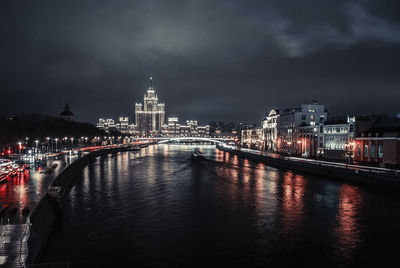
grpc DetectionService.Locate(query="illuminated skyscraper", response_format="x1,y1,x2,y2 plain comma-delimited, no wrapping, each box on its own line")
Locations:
135,77,165,136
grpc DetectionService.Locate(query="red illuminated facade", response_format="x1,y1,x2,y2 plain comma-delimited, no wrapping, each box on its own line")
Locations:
352,118,400,167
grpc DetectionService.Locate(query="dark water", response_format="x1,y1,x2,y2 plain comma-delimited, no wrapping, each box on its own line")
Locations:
42,145,400,267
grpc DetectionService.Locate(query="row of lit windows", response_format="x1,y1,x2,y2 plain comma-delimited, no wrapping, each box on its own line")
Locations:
325,137,348,141
324,124,353,134
326,144,346,150
356,144,383,158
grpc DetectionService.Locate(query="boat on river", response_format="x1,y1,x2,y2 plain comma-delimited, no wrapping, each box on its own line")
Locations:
191,148,205,161
41,163,59,175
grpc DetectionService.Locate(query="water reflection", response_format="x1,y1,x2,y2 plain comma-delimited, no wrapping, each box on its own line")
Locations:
280,172,306,234
335,184,362,261
41,145,400,267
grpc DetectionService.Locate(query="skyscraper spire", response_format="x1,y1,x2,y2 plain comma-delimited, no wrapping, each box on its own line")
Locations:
150,76,153,89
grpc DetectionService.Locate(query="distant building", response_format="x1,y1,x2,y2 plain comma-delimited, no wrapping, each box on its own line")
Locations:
60,103,74,121
209,121,238,138
96,77,209,137
262,109,280,152
322,116,355,160
277,102,326,157
165,117,180,136
241,127,264,149
96,78,209,137
135,77,165,136
353,115,400,167
97,118,116,133
162,117,210,137
117,117,129,133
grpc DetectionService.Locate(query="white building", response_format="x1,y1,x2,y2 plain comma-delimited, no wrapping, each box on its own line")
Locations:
277,102,326,156
135,77,166,136
262,109,280,152
322,116,355,160
162,117,209,137
97,118,117,133
117,117,129,133
97,78,209,138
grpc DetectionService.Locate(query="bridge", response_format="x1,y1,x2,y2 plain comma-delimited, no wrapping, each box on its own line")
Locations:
131,137,234,144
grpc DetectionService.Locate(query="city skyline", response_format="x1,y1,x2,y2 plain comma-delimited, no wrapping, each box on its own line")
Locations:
2,1,400,267
96,77,210,137
1,1,400,123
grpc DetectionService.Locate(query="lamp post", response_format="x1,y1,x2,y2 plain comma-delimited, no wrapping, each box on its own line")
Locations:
46,137,50,152
345,142,354,168
297,140,302,156
18,142,22,154
55,138,58,152
35,140,39,153
71,137,74,149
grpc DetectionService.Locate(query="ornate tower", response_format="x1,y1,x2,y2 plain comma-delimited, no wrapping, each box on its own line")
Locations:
135,77,165,136
60,102,74,121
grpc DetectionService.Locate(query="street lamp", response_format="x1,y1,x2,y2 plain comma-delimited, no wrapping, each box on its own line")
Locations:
345,142,354,168
297,140,302,156
71,137,74,149
35,140,39,153
46,137,50,152
55,138,58,152
18,142,22,154
287,141,292,156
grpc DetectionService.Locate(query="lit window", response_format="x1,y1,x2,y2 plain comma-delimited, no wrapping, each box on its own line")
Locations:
363,145,368,158
371,144,376,158
357,144,361,157
378,144,383,158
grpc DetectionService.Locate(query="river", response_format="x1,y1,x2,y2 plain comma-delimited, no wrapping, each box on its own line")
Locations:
41,144,400,267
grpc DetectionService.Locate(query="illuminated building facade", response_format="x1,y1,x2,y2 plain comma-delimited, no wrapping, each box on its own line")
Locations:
96,77,209,137
322,116,355,160
353,116,400,166
162,117,210,137
241,127,264,149
97,118,116,133
135,77,165,136
262,109,280,152
277,102,326,157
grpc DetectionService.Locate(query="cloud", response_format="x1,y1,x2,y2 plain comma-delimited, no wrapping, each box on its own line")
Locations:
264,1,400,57
1,0,400,123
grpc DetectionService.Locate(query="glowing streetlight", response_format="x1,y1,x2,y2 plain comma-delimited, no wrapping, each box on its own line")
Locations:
18,142,22,154
55,138,58,152
46,137,50,152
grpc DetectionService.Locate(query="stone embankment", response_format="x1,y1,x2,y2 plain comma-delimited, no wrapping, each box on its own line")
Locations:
25,145,140,265
216,144,400,189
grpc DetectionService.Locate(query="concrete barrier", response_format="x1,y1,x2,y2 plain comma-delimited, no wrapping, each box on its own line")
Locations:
25,145,136,265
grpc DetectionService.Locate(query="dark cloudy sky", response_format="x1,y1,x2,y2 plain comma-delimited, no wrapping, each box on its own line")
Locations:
1,0,400,124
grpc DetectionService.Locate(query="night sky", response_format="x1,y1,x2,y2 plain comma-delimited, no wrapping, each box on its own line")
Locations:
1,0,400,124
